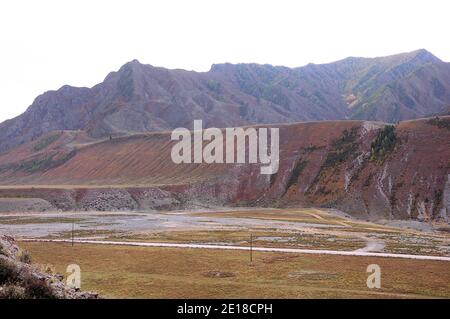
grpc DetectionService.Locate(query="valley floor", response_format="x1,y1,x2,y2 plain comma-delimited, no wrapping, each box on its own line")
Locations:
19,242,450,298
1,207,449,298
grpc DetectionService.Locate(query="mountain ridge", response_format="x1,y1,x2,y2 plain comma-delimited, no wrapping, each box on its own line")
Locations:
1,49,450,153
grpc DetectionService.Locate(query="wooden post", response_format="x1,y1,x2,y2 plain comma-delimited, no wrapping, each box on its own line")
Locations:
250,233,253,263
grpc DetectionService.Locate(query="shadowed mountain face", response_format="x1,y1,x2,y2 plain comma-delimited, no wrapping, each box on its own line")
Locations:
1,49,450,152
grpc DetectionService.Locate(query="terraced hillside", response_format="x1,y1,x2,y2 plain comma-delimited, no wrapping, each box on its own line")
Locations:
0,117,448,222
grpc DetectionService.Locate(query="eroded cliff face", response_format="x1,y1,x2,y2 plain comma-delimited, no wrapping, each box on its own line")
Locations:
0,118,449,222
440,174,450,222
173,118,450,222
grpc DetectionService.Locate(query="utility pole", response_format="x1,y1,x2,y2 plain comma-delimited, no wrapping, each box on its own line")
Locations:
250,233,253,263
72,223,74,247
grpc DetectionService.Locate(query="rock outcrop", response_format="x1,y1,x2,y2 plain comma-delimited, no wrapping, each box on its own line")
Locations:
0,235,98,299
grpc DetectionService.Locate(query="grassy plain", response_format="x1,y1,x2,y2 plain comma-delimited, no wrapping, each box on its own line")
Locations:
20,242,450,299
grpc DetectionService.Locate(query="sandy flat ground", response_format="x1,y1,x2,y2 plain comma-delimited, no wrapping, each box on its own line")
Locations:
2,207,449,258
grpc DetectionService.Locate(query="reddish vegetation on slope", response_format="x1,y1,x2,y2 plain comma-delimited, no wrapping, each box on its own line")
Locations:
0,118,449,221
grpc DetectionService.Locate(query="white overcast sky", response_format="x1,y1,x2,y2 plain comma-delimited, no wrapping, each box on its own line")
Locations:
0,0,449,123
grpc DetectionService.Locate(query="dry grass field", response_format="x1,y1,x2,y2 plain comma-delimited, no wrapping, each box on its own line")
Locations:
20,242,450,299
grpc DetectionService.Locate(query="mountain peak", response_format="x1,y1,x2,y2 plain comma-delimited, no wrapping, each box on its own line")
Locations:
125,59,144,67
405,48,441,63
120,59,147,71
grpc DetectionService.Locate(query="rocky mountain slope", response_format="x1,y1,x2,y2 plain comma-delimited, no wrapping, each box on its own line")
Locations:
0,117,448,222
0,235,98,299
1,49,450,153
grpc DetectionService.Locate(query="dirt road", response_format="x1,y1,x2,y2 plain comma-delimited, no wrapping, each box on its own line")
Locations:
21,238,450,262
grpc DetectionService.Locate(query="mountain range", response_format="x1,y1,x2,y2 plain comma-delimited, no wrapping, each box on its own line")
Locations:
0,50,449,222
1,49,450,153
